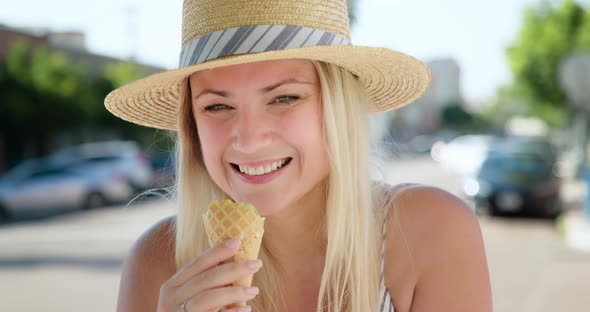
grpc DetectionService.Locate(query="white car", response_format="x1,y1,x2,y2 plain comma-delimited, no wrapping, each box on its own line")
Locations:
0,158,133,219
437,134,500,177
51,141,154,191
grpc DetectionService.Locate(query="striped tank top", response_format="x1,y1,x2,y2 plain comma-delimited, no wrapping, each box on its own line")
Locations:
376,182,407,312
377,207,395,312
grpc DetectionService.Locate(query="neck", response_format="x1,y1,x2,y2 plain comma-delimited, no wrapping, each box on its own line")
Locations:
263,180,327,277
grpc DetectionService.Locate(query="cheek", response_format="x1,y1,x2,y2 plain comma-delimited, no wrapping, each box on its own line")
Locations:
281,104,328,170
196,119,229,169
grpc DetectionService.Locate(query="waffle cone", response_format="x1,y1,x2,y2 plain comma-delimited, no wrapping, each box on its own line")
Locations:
203,200,265,306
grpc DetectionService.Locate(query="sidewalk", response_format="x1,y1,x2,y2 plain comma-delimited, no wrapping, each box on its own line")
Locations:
561,210,590,253
559,178,590,253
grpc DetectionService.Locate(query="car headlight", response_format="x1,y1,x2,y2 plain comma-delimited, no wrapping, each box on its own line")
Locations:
463,178,492,197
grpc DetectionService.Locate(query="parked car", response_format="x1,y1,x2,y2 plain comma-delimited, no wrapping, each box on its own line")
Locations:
409,130,459,154
437,134,500,177
0,157,134,219
51,141,154,192
149,150,176,188
463,136,560,218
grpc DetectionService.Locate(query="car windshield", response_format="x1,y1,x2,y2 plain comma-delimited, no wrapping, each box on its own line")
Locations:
28,167,72,179
83,156,122,163
1,160,36,182
482,153,549,175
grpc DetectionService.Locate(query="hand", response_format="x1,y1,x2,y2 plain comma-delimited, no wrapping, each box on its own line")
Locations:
157,239,262,312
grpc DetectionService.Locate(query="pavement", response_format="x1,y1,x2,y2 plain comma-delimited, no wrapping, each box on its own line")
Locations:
558,178,590,253
1,156,589,312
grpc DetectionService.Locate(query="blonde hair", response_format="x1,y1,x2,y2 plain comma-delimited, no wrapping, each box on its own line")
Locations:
173,61,384,311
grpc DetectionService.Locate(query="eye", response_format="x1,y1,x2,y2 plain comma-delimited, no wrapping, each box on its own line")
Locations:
273,95,300,104
203,104,232,112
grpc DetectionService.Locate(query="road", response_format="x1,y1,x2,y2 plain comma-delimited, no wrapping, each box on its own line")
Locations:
0,155,589,312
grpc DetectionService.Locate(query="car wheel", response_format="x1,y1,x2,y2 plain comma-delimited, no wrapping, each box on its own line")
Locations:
0,205,9,221
489,204,501,217
489,201,511,218
544,197,562,220
83,192,107,210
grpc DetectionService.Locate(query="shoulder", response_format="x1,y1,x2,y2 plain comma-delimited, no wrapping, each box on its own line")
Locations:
117,215,177,312
383,184,492,311
385,184,480,240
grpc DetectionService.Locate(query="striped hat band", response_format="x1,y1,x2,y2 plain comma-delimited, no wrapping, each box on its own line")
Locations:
179,24,351,68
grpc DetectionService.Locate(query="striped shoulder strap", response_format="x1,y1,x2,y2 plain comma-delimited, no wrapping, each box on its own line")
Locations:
377,183,416,312
380,182,416,211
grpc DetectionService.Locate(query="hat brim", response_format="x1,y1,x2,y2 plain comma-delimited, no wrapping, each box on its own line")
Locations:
105,45,431,130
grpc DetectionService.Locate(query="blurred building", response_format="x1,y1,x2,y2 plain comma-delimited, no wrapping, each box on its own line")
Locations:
387,58,464,140
0,24,164,77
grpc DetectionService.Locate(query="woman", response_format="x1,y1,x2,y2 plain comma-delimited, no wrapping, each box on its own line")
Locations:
107,1,492,311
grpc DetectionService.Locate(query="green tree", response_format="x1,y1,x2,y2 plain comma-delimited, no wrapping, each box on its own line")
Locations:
89,60,157,142
441,104,473,129
577,4,590,48
440,102,491,132
0,41,90,153
501,0,590,127
0,41,156,167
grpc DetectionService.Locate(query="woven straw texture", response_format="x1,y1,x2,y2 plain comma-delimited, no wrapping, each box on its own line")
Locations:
182,0,350,46
104,0,432,130
203,200,265,292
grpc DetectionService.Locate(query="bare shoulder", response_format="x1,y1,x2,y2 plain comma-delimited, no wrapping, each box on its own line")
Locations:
117,215,177,312
383,184,492,312
386,184,481,246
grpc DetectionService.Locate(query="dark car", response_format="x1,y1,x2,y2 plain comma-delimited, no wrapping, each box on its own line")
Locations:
463,137,560,218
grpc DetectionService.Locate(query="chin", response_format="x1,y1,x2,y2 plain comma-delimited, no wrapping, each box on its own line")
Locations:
231,192,289,216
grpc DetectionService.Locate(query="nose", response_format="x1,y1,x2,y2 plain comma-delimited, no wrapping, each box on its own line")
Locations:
232,110,273,154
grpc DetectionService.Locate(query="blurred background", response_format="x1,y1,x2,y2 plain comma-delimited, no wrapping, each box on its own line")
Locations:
1,0,590,311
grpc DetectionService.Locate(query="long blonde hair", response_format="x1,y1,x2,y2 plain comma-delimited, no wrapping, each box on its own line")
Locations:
173,61,384,311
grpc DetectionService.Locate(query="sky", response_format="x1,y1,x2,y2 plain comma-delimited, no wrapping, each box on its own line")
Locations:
0,0,556,103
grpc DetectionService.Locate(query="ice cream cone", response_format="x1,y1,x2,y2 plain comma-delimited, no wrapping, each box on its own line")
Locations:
203,200,265,306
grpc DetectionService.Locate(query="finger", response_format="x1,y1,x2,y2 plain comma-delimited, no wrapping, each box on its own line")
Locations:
176,259,262,299
169,239,241,287
186,286,259,312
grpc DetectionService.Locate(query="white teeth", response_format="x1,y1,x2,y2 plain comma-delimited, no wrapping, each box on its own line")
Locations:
237,159,290,176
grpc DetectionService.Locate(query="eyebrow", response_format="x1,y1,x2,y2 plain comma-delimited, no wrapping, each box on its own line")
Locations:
193,78,313,101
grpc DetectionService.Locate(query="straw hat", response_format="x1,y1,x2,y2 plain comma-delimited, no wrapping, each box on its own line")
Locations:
105,0,432,130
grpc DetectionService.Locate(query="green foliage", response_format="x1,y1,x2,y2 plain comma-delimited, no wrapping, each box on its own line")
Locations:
104,61,144,88
502,0,590,127
440,103,491,132
441,104,473,127
577,6,590,48
0,40,157,166
0,41,89,136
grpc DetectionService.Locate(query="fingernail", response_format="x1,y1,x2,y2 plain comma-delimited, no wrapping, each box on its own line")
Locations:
237,306,252,312
245,287,259,296
246,259,262,270
224,239,240,249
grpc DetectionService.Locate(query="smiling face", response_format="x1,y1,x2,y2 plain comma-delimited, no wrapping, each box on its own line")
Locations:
189,59,329,216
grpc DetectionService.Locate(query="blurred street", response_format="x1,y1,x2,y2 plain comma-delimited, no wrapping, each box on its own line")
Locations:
0,156,589,312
